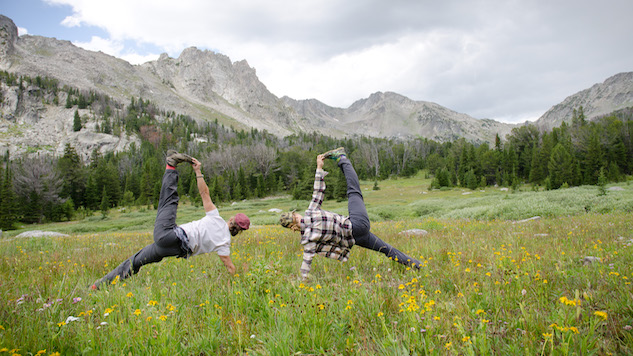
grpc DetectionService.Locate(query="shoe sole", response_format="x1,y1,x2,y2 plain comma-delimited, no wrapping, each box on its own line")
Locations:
166,152,193,166
322,147,345,158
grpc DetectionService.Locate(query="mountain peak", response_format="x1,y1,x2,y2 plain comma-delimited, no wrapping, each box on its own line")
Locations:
0,15,19,56
0,14,516,147
536,71,633,130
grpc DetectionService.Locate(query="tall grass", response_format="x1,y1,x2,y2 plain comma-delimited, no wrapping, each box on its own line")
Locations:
1,176,632,354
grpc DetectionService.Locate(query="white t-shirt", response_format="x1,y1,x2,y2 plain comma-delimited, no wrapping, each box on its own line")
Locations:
179,209,231,257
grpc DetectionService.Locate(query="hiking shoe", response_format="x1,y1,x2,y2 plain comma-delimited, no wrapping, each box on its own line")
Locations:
166,150,193,167
322,147,346,160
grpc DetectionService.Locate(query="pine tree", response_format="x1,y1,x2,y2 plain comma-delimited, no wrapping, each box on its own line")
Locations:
0,164,16,230
59,143,85,207
437,167,451,187
330,168,347,202
73,110,82,132
122,190,135,207
190,175,202,206
571,106,586,128
276,176,285,193
84,176,99,210
583,131,603,185
65,92,73,109
100,186,110,218
23,190,42,223
548,143,574,189
256,175,266,198
607,161,620,182
77,93,87,109
293,166,315,200
597,167,607,196
237,168,248,199
465,169,478,190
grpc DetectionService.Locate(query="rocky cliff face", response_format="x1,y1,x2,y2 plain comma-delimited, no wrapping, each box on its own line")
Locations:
535,72,633,130
0,79,140,160
0,14,531,159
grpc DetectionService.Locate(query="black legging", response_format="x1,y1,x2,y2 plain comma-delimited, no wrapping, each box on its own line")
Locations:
96,169,185,286
338,157,421,268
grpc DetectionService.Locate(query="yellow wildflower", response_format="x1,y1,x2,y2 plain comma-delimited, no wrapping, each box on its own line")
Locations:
594,311,608,320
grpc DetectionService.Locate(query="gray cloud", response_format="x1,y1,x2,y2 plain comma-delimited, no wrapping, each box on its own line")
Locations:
48,0,633,123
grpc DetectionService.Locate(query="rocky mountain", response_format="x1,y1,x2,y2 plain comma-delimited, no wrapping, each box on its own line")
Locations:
0,14,519,158
534,72,633,130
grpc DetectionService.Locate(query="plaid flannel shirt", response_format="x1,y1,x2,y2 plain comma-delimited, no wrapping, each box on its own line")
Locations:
299,168,355,277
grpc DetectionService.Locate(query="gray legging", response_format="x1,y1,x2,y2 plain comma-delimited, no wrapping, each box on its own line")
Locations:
339,157,421,268
96,169,185,286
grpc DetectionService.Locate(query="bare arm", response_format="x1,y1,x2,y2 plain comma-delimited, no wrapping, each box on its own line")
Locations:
218,255,236,275
191,158,216,212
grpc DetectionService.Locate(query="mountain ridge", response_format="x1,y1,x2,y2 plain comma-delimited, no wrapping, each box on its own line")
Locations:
1,14,633,159
535,72,633,130
0,14,513,145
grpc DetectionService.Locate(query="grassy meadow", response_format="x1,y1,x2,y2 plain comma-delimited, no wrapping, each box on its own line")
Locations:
1,171,633,355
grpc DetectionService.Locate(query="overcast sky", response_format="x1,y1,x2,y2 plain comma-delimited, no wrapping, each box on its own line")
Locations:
2,0,632,123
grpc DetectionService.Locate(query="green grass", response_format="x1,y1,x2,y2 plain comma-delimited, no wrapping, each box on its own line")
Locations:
1,175,633,354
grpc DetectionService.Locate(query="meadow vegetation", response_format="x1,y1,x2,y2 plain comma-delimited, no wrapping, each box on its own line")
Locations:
1,175,632,355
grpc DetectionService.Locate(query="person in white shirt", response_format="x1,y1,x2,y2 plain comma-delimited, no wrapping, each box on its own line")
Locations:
91,150,249,289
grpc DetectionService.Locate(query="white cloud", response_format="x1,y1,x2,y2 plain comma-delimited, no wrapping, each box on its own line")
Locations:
17,27,28,36
71,35,159,65
60,15,82,28
43,0,633,123
119,52,160,66
73,36,123,56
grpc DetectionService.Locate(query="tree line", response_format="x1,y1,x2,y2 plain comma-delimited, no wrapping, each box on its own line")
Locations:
0,71,632,230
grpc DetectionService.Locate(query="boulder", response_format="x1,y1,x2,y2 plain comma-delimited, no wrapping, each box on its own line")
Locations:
399,229,428,237
514,216,541,224
15,230,69,238
581,256,601,265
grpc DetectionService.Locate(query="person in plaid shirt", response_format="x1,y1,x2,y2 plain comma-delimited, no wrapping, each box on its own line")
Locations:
280,147,421,279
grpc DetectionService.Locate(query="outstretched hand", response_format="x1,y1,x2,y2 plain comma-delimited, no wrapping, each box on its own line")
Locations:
316,154,324,170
